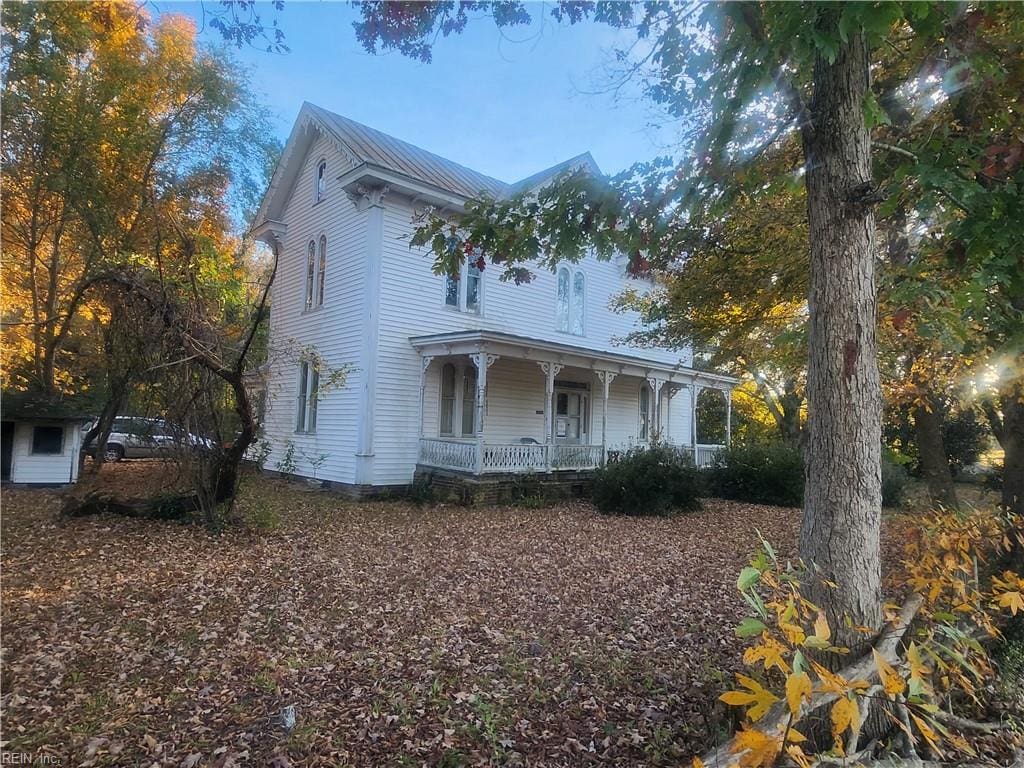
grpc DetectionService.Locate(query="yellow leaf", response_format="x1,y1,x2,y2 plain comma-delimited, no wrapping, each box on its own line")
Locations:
785,743,812,768
744,637,791,675
786,728,807,744
873,649,906,696
997,590,1024,616
692,759,705,768
813,611,831,642
721,674,780,722
910,713,944,758
732,727,782,768
831,695,860,741
785,671,812,716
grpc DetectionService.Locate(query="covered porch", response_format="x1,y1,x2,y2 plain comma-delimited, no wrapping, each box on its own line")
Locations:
411,331,736,476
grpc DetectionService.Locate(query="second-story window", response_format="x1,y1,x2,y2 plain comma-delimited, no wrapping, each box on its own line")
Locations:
443,258,482,314
304,240,316,310
316,235,327,307
315,160,326,202
556,266,585,335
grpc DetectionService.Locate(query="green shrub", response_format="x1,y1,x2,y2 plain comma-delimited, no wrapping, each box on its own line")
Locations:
590,444,702,516
881,454,909,508
705,444,804,508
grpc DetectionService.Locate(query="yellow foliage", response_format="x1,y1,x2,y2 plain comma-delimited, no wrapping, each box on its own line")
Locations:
744,636,790,675
785,671,812,716
830,695,860,744
721,674,780,722
732,727,782,768
872,649,906,696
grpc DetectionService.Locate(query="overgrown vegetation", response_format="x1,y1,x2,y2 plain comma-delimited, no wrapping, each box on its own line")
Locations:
705,445,804,509
591,444,702,517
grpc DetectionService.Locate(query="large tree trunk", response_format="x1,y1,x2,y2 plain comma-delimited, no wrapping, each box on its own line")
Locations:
798,20,883,657
1000,384,1024,515
912,395,959,509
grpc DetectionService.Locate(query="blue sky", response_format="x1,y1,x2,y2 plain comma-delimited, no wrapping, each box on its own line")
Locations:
158,2,678,182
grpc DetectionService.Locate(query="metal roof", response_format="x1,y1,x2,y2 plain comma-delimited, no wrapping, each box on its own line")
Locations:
306,103,602,201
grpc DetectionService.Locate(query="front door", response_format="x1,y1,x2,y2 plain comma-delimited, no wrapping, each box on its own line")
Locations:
553,389,589,445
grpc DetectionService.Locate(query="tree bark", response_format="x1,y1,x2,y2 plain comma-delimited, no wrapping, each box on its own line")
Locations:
912,395,959,509
798,19,883,657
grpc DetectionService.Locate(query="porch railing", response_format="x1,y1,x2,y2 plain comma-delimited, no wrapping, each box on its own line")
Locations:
418,438,726,474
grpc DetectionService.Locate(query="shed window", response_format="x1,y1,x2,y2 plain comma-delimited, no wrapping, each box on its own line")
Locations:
31,425,63,454
315,160,326,202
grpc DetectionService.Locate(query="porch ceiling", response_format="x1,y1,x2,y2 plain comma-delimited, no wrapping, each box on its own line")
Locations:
409,330,738,391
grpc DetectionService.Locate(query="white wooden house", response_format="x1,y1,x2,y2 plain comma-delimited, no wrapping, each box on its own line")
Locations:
250,103,736,496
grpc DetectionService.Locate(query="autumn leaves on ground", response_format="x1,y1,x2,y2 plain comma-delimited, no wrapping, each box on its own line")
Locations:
1,463,908,767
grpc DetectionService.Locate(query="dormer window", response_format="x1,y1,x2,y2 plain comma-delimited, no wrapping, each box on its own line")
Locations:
315,160,326,202
443,258,483,314
556,266,585,335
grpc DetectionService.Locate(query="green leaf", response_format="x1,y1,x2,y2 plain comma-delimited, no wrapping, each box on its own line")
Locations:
736,618,768,637
864,90,891,129
738,566,762,591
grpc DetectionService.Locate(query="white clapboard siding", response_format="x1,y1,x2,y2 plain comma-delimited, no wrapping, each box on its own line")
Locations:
259,132,368,484
9,421,81,485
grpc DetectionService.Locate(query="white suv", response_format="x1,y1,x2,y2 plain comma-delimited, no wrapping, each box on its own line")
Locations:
85,417,213,462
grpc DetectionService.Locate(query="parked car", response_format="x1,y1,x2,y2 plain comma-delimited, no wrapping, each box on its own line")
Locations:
83,417,214,462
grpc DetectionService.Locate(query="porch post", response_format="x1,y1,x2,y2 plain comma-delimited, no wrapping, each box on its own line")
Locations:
470,352,498,419
418,355,434,440
691,380,701,462
648,377,664,443
726,387,733,446
538,361,562,470
596,370,616,464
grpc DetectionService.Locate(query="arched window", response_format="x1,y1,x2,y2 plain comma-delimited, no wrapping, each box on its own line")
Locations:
304,240,316,310
440,364,456,436
638,384,651,442
316,235,327,306
315,160,326,202
556,266,585,335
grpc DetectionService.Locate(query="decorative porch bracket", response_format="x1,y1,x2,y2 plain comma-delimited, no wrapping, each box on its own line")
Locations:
537,361,564,470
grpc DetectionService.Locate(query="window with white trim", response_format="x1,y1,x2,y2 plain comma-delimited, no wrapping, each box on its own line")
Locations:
556,266,585,335
439,362,477,437
444,258,482,314
315,159,326,202
638,384,651,442
316,235,327,307
304,240,316,310
296,361,319,432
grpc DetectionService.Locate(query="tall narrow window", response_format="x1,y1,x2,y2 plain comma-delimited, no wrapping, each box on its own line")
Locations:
638,384,651,442
304,241,316,310
296,362,319,432
466,261,481,313
462,366,477,435
572,271,585,335
316,235,327,306
556,267,570,332
440,364,456,436
315,160,326,202
296,362,309,431
444,271,460,308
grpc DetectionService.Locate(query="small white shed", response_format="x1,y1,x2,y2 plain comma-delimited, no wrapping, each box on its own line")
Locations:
1,391,90,486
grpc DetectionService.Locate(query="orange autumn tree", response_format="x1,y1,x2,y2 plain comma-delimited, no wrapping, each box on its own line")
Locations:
1,1,275,397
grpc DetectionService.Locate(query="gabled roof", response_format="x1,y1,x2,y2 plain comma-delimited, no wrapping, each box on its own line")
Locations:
252,103,603,229
2,389,95,421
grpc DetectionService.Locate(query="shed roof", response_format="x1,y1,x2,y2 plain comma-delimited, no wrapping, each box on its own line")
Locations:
2,389,95,421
